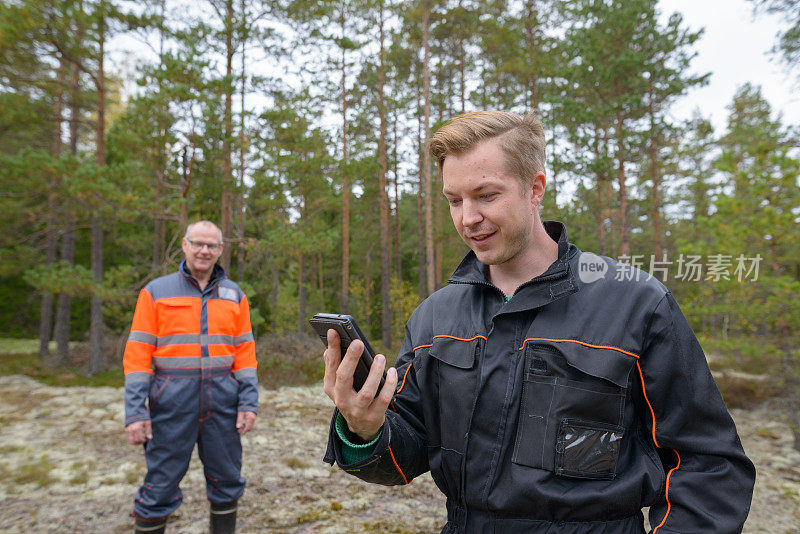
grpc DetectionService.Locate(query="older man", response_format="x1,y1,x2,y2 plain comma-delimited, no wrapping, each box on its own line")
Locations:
322,111,755,533
124,220,257,534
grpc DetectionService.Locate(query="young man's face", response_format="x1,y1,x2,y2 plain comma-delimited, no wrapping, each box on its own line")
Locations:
442,140,539,267
181,223,223,278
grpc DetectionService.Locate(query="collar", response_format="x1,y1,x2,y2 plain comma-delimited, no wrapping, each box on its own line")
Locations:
448,220,574,285
447,221,580,315
179,260,226,292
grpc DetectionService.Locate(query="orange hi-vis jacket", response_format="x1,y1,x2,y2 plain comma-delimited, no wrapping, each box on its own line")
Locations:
123,262,257,427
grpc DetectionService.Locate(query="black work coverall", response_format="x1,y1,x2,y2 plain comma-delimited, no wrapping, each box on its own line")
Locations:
325,222,755,533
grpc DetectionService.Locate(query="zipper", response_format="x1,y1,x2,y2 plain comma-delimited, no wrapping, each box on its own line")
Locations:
448,260,570,299
458,337,485,509
512,264,570,296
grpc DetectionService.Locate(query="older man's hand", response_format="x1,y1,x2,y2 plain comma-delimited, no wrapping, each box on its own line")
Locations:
236,411,257,435
125,420,153,445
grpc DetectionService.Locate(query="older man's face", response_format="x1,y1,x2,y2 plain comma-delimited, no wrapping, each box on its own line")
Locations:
181,223,223,279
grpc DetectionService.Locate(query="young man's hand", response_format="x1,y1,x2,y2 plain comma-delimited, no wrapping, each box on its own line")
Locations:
322,329,398,441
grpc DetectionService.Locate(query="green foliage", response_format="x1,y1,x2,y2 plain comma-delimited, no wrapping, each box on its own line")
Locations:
749,0,800,79
0,347,123,387
0,0,796,404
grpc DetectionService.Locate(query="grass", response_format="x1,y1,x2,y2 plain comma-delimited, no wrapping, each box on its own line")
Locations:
700,335,786,375
8,456,57,487
295,509,325,525
700,335,797,409
254,331,402,389
124,466,141,484
284,457,311,469
0,338,123,387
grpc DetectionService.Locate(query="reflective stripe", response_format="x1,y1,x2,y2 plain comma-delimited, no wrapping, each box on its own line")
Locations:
189,334,253,346
128,331,157,345
207,334,234,345
233,333,254,345
125,371,153,384
233,368,257,380
210,505,238,515
157,334,200,346
134,520,167,532
153,355,234,370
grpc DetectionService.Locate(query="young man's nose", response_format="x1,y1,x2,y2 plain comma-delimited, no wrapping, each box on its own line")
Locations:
461,200,484,227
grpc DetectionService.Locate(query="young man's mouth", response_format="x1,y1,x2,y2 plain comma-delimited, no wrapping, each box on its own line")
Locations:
468,231,496,245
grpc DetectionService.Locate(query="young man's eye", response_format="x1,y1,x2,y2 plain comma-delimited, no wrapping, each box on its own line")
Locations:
447,198,462,206
480,193,498,201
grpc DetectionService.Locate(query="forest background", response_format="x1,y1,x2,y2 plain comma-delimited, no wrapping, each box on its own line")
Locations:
0,0,798,436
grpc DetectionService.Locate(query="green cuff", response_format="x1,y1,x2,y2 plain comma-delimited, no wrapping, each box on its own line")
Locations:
335,412,381,465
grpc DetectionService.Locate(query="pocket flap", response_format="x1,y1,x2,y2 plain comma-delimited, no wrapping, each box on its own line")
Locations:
160,297,196,307
529,341,635,387
429,335,482,369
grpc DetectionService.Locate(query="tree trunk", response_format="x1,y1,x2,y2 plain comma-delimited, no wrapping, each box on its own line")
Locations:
434,104,445,286
649,91,662,259
318,252,324,304
298,253,306,333
364,252,372,332
416,92,426,298
616,114,630,257
458,1,466,114
595,127,606,255
221,0,235,269
153,1,166,274
180,140,196,228
523,0,539,110
271,259,279,331
392,114,402,279
53,57,82,366
89,12,106,376
54,223,75,367
237,0,246,282
39,55,67,360
422,1,435,295
377,2,391,347
340,11,350,314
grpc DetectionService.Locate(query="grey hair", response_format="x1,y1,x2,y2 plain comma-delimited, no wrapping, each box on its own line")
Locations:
184,220,223,243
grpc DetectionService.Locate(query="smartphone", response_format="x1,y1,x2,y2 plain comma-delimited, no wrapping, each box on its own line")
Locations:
309,313,386,393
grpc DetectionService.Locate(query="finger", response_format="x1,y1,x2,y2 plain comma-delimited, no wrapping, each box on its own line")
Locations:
333,339,363,396
323,329,342,398
376,367,399,407
244,413,255,434
143,420,153,440
358,353,387,400
236,411,245,430
326,329,342,359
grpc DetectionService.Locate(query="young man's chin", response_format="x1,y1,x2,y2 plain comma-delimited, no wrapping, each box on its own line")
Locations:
473,250,500,266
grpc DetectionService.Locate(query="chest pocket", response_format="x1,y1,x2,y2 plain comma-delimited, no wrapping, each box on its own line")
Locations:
155,298,198,336
427,335,482,453
512,341,635,480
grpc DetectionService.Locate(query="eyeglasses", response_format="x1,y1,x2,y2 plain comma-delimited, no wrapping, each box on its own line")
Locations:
186,239,222,251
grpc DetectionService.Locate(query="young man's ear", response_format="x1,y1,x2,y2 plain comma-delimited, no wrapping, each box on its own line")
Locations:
530,171,546,207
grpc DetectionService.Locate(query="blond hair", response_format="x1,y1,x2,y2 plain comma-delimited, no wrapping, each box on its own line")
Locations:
428,110,546,184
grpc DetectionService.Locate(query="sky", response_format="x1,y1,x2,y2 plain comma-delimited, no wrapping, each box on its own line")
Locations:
658,0,799,131
111,0,799,139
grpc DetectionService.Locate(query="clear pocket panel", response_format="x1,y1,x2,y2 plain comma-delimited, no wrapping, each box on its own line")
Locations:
556,420,624,479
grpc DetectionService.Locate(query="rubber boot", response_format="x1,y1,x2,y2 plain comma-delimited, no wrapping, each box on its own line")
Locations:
134,517,167,534
209,500,237,534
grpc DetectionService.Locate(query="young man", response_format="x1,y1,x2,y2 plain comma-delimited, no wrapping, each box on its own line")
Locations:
322,111,755,533
124,221,258,534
